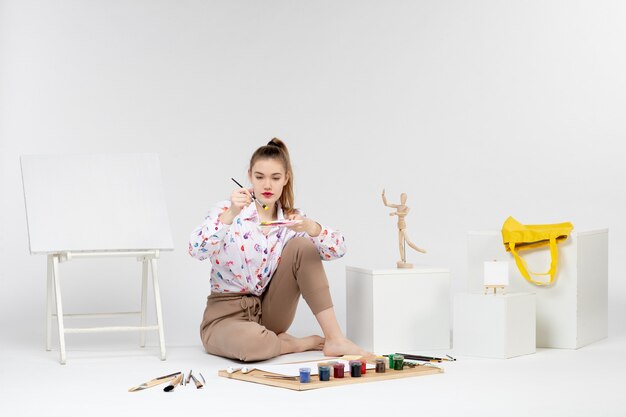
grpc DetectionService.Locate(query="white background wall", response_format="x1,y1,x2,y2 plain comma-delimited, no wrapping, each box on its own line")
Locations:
1,0,624,350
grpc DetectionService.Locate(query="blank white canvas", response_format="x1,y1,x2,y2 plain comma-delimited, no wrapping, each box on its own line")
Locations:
20,153,174,253
484,261,509,286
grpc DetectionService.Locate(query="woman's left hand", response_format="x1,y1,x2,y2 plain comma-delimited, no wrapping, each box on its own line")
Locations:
286,214,322,237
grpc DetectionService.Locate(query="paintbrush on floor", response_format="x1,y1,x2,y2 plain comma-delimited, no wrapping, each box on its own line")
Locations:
163,373,184,392
128,372,181,392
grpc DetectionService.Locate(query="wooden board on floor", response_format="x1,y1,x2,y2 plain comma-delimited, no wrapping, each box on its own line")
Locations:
218,363,443,391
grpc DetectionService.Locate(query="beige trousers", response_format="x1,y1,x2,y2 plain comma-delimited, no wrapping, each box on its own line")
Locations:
199,237,333,362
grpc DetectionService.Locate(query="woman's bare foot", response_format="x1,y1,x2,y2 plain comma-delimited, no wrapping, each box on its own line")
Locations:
322,336,371,357
278,333,325,355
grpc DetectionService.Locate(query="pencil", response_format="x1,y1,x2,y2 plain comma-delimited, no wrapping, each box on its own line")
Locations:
231,178,268,211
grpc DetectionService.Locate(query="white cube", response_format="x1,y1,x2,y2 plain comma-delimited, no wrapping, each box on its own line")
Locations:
346,265,450,353
467,229,608,349
453,293,536,359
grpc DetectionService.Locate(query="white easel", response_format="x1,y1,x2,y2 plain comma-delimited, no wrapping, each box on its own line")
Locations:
22,154,174,364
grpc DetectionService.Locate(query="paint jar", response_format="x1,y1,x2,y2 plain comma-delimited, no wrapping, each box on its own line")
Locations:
360,359,367,374
375,358,386,373
388,354,398,370
299,367,311,383
333,363,345,379
318,365,331,382
393,355,404,370
350,361,362,377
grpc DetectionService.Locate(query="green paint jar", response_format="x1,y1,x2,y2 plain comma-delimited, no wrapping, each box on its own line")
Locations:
393,355,404,370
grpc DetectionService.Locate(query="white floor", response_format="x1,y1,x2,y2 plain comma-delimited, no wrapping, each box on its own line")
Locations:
3,336,625,417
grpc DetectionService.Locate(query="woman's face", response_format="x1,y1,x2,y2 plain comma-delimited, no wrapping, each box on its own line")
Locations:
248,158,289,208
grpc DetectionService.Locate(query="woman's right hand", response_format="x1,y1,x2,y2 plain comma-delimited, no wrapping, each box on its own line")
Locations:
219,188,253,225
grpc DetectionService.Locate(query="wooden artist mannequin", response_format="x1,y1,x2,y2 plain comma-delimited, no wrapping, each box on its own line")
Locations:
382,189,426,268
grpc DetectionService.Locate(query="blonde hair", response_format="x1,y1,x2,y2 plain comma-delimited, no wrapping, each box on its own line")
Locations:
249,138,295,213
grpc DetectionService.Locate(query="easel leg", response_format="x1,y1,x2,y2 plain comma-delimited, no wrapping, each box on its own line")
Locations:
51,255,67,364
150,258,166,360
46,255,53,351
140,259,148,348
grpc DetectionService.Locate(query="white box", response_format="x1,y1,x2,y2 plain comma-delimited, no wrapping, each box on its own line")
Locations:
453,293,536,359
346,265,450,353
467,229,608,349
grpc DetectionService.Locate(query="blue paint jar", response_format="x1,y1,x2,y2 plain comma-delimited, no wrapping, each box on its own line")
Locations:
318,365,330,381
299,367,311,383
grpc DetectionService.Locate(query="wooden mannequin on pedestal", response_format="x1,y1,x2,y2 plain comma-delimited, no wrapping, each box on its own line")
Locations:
382,189,426,268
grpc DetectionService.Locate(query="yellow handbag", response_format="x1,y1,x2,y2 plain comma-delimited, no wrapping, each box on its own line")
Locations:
501,216,574,286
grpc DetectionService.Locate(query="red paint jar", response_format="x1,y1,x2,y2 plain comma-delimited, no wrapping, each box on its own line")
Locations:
333,363,345,378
